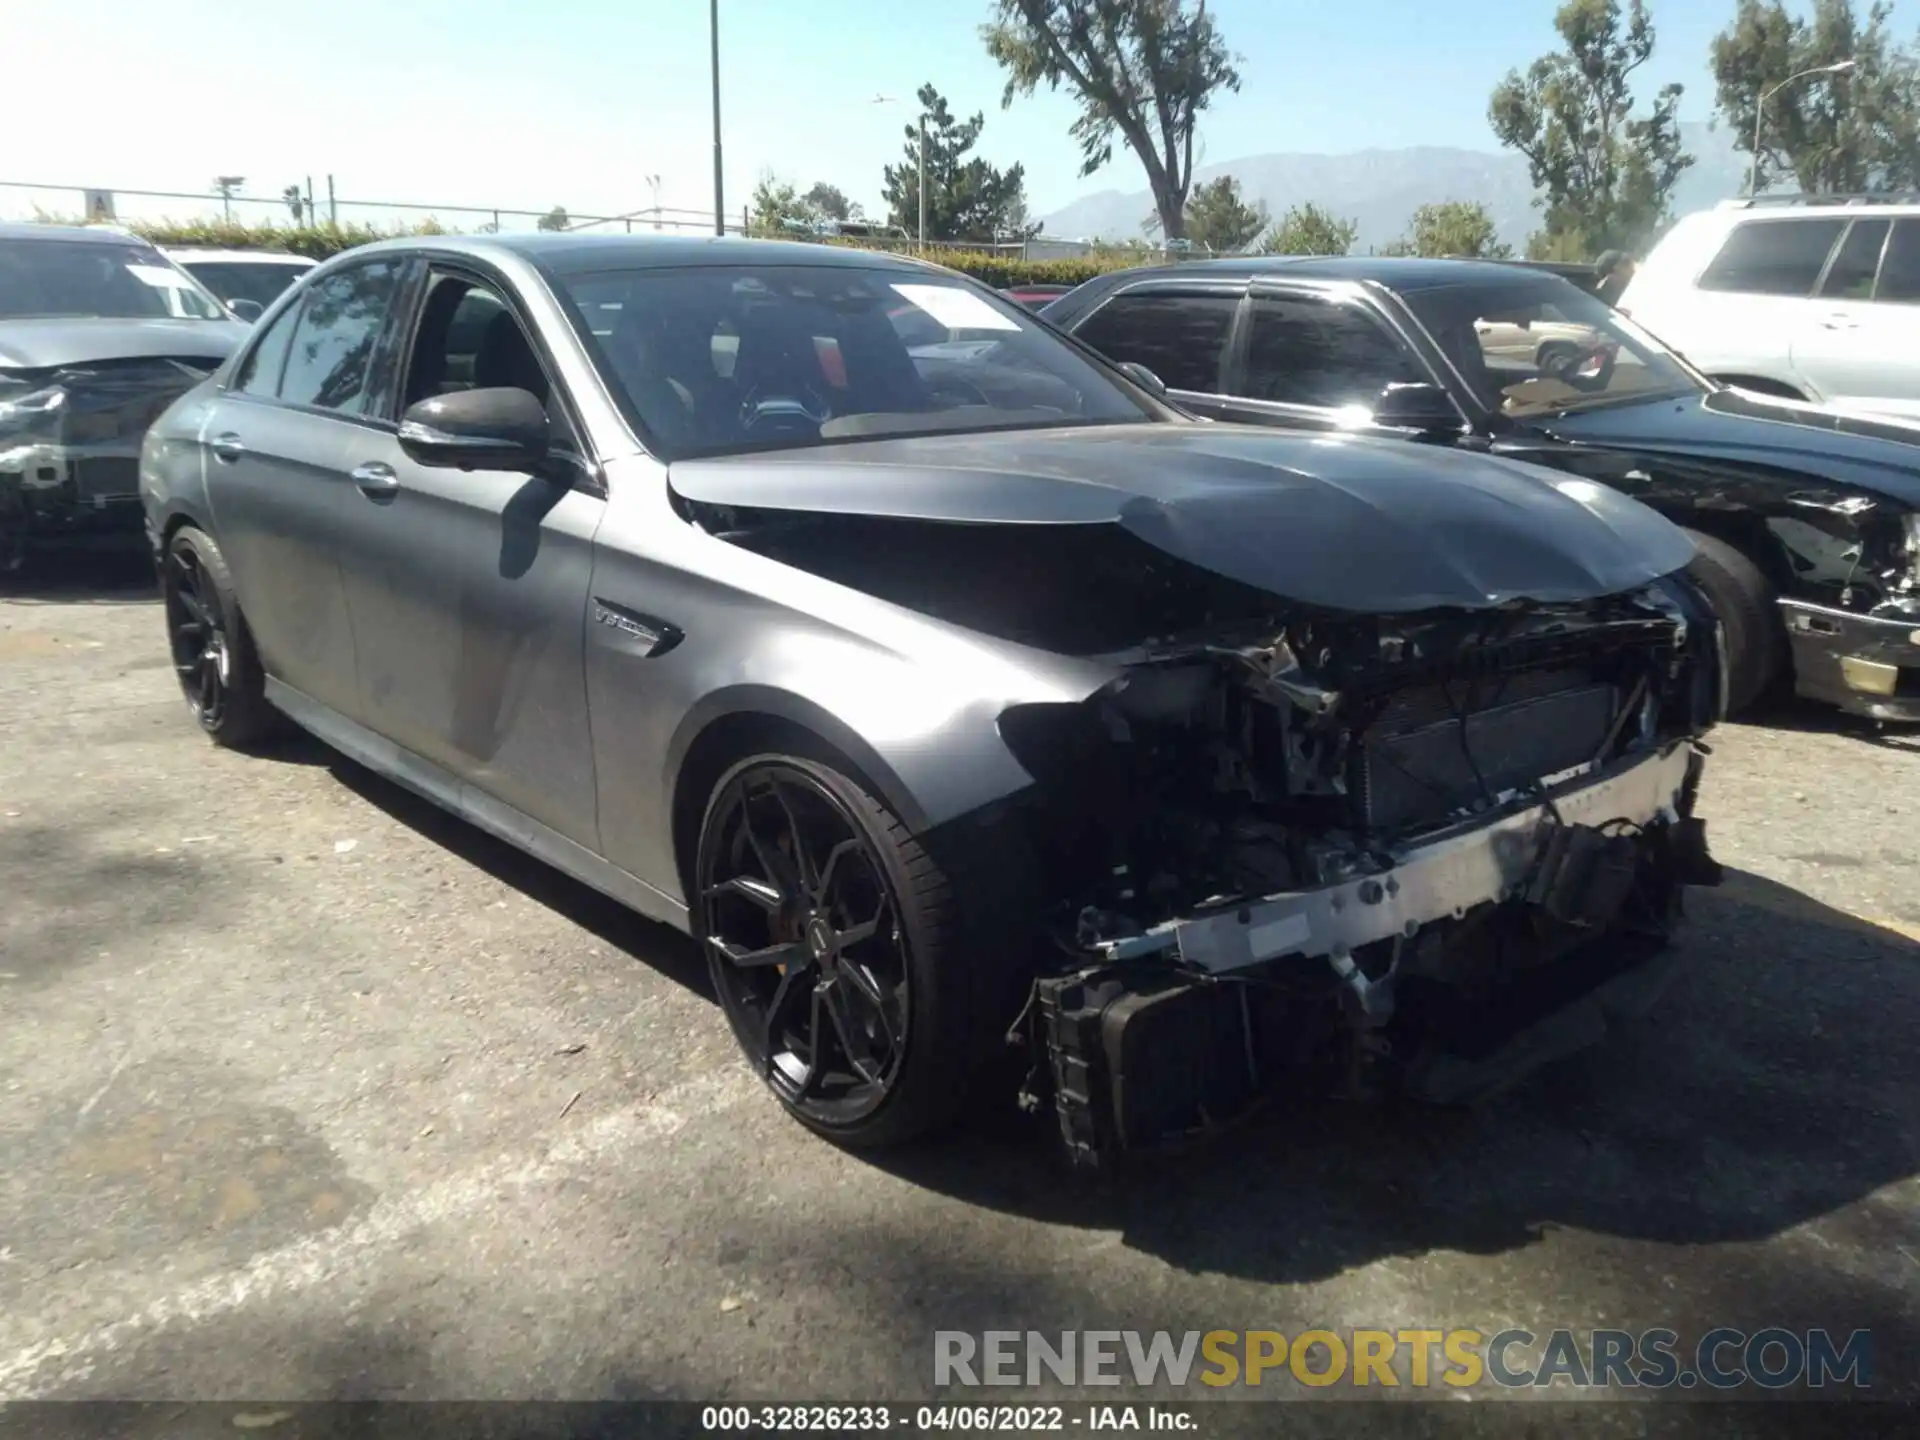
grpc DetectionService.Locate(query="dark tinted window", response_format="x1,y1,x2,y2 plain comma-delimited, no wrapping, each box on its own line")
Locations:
1818,219,1890,300
278,259,404,415
1242,295,1423,408
1699,218,1844,296
231,300,300,397
180,260,310,310
1075,292,1238,393
1877,219,1920,303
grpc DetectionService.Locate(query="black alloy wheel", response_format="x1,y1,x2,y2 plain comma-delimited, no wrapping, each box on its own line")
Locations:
165,541,234,730
698,760,915,1132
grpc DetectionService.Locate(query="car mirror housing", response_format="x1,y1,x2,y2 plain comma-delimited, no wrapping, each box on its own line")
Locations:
1117,361,1169,397
399,387,551,471
1372,381,1461,433
227,298,265,323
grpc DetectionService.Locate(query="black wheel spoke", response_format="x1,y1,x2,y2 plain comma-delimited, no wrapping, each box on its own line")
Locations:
197,660,217,711
765,778,822,896
762,965,810,1071
739,791,802,899
703,874,786,913
708,935,808,969
176,588,208,628
814,836,865,906
823,980,883,1085
796,986,828,1098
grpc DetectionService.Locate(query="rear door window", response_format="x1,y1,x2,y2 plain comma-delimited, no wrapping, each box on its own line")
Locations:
1876,219,1920,303
1698,218,1846,296
1074,291,1240,394
1241,294,1424,409
1818,219,1891,300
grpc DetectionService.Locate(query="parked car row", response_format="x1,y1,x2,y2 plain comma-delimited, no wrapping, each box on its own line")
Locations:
7,209,1908,1162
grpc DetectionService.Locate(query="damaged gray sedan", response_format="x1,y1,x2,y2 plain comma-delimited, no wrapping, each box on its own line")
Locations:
140,235,1725,1163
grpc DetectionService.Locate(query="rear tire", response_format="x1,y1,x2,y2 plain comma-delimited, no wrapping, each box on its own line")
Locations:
1683,529,1783,716
162,526,278,748
695,753,1014,1149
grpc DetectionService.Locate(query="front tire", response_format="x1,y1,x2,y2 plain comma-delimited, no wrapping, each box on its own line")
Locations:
1683,529,1783,716
162,526,277,748
694,754,991,1148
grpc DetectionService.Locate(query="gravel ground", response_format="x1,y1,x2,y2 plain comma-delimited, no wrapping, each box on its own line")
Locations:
1,556,1916,1434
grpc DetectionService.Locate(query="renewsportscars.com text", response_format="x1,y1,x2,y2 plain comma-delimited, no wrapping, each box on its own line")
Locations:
933,1328,1872,1391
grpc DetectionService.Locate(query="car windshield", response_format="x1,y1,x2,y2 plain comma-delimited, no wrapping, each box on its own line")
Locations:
0,237,230,321
557,263,1152,457
1401,279,1703,418
178,259,308,311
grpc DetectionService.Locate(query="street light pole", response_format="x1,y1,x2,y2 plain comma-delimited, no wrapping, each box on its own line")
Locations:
1749,59,1857,196
709,0,725,235
918,115,927,252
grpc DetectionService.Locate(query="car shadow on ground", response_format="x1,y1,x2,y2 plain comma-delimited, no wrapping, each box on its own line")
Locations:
311,745,712,1003
1738,694,1920,753
0,546,157,604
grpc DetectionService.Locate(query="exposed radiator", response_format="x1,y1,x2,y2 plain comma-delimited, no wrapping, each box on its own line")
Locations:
1359,675,1619,833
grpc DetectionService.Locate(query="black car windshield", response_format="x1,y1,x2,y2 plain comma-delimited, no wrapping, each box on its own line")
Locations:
178,260,309,311
1401,279,1703,418
0,238,229,321
557,263,1153,457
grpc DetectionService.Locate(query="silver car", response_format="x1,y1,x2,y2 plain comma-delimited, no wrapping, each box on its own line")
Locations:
140,235,1725,1163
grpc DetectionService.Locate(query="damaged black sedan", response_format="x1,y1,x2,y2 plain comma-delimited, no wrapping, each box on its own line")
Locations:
140,236,1724,1163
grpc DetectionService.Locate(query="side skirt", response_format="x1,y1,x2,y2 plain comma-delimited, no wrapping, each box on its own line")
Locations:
264,678,691,934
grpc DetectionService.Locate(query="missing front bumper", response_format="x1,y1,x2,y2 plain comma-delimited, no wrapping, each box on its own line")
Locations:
1020,743,1719,1166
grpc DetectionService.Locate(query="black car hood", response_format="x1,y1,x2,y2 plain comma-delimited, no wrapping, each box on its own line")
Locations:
0,317,247,372
671,423,1697,614
1542,388,1920,506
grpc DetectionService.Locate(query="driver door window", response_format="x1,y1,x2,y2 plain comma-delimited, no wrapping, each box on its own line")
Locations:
1240,295,1424,410
400,273,574,451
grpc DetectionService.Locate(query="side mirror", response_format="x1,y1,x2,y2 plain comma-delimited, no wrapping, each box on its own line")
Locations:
1118,360,1169,397
227,298,264,323
1371,381,1460,433
399,387,550,471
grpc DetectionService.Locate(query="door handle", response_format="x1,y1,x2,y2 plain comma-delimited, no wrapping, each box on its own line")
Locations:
209,432,245,463
351,461,400,497
1821,314,1859,330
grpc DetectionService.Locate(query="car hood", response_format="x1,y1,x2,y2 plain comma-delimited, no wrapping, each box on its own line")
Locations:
1541,387,1920,506
669,422,1697,614
0,317,247,372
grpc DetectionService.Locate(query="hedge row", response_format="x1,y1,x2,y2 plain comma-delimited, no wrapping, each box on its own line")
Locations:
116,218,1143,287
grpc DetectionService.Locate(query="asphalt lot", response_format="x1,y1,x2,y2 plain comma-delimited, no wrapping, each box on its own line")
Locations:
2,553,1917,1432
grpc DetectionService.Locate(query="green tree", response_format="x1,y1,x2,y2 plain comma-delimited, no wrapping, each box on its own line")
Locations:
747,173,824,236
1179,175,1269,253
1258,202,1358,256
1488,0,1692,259
536,206,570,232
880,84,1037,242
982,0,1241,241
804,182,856,223
1397,200,1513,258
1711,0,1920,194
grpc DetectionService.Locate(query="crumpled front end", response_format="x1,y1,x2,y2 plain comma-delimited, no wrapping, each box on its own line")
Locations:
990,577,1725,1166
1777,509,1920,722
0,358,215,568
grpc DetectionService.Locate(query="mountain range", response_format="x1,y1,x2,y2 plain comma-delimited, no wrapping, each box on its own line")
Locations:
1035,122,1750,253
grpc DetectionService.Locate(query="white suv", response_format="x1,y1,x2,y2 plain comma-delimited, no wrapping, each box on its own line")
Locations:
1619,198,1920,420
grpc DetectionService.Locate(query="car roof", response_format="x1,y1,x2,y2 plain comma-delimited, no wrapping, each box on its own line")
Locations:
165,248,317,265
0,221,156,245
1068,254,1576,294
341,231,954,278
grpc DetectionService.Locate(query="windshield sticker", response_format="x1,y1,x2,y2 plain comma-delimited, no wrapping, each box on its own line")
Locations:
890,284,1020,333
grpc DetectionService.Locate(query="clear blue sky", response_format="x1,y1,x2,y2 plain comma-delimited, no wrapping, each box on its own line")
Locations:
6,0,1912,229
